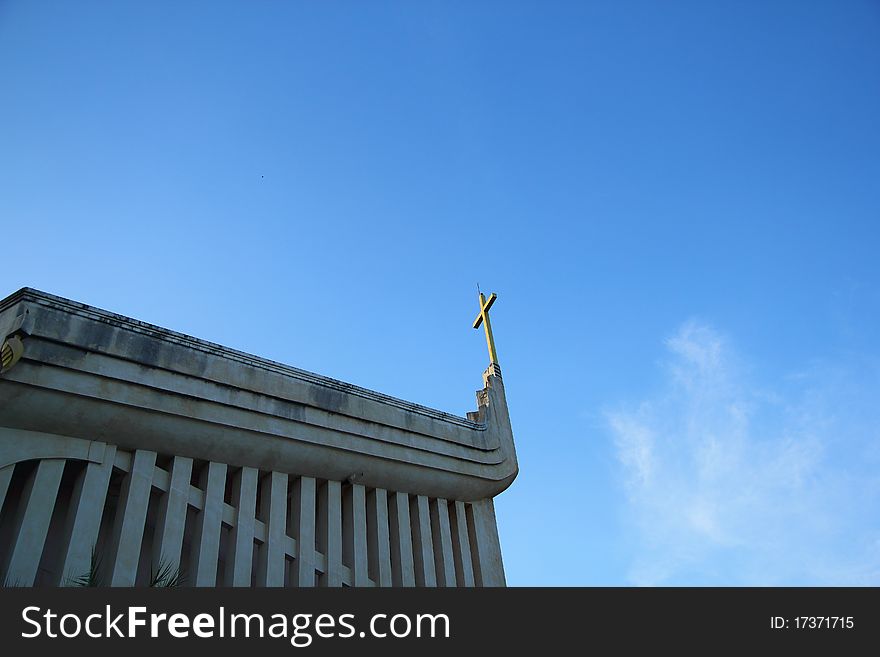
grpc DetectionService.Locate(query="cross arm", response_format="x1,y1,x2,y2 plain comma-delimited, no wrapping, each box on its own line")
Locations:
472,293,497,329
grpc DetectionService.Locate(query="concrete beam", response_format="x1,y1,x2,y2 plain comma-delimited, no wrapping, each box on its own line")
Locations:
389,491,415,587
410,495,436,587
225,466,258,586
108,450,157,586
367,488,392,587
317,480,343,587
256,471,287,587
190,461,227,586
430,498,457,587
152,456,193,576
343,484,369,586
3,459,65,586
60,445,117,584
292,476,316,587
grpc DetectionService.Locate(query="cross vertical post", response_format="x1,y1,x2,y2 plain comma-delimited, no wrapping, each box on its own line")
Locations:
473,292,499,366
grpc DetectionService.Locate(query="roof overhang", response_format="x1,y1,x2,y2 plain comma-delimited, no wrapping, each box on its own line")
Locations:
0,288,518,500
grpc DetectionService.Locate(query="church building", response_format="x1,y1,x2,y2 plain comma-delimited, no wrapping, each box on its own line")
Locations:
0,288,517,587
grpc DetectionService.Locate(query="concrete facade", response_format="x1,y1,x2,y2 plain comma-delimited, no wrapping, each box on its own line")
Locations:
0,288,518,587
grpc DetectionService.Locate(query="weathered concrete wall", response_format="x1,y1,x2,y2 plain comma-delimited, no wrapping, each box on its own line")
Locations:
0,428,507,587
0,288,516,587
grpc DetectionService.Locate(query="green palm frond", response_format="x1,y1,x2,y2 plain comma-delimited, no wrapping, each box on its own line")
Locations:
65,547,104,587
150,557,186,587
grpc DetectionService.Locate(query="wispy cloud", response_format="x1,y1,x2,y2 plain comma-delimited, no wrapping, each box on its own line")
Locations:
607,320,880,585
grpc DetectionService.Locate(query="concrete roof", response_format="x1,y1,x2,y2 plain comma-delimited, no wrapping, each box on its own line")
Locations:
0,288,518,500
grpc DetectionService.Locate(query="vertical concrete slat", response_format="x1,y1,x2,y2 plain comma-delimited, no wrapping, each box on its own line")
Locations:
152,455,193,574
450,500,475,587
0,464,13,516
430,498,456,587
466,499,506,586
292,476,316,587
389,491,415,587
108,450,156,586
0,463,15,566
410,495,436,587
60,445,117,583
190,461,227,586
226,466,258,586
343,483,368,586
256,471,287,586
317,480,343,587
367,487,392,587
4,459,65,586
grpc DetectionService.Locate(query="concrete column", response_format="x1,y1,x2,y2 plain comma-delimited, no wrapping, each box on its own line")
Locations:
317,480,342,587
389,491,415,587
0,464,13,518
190,460,227,586
367,487,392,587
108,450,157,586
3,459,65,586
291,476,316,587
152,455,193,575
430,498,456,587
256,471,287,586
60,445,117,583
343,483,368,586
225,466,258,586
410,494,436,587
450,500,475,587
466,499,506,586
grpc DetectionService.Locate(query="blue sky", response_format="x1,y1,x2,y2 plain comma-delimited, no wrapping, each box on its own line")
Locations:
1,1,878,585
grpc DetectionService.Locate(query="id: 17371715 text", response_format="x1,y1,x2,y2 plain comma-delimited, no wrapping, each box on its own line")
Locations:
770,616,854,630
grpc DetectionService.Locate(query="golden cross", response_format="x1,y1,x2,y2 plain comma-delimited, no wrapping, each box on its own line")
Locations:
473,291,499,365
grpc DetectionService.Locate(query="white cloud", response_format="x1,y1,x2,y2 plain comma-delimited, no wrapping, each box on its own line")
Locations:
607,320,880,585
